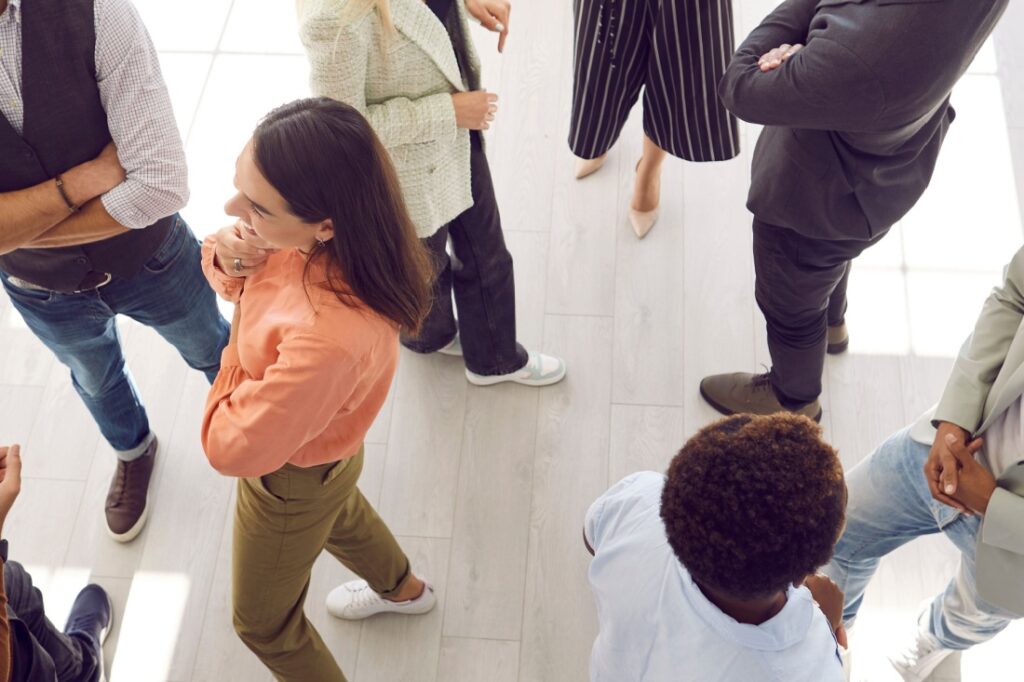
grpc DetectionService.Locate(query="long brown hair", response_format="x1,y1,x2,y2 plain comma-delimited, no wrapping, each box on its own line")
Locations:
251,97,432,334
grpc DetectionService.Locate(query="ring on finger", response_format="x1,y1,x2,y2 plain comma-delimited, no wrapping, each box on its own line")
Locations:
233,257,242,273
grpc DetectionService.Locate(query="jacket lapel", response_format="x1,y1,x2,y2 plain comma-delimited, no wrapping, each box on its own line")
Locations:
390,0,466,92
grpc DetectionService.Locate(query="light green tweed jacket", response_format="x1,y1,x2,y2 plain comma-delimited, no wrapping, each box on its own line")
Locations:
910,245,1024,616
299,0,480,238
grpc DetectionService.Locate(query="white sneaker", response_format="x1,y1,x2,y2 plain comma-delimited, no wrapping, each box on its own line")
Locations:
888,610,956,682
438,334,463,357
465,351,567,387
325,579,436,621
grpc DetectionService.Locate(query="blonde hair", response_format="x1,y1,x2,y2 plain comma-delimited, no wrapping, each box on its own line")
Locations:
297,0,396,35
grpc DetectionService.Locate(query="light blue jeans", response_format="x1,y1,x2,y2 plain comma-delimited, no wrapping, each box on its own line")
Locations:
822,426,1018,649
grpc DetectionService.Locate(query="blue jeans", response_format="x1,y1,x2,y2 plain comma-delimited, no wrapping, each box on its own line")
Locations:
822,426,1018,650
1,216,229,457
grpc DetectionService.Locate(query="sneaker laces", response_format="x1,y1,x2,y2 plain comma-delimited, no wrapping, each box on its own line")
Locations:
347,581,385,610
110,461,130,507
751,370,774,392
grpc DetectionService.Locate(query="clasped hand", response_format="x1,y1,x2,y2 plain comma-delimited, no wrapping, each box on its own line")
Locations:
758,43,803,72
924,422,998,515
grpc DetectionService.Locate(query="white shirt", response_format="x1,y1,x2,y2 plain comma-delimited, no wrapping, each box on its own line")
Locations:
0,0,188,230
585,472,844,682
979,395,1024,478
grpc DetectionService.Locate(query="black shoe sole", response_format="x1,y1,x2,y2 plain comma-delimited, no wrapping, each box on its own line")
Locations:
699,382,823,423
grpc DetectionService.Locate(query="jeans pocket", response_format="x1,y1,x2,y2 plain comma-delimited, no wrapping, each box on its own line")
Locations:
143,218,195,274
1,274,55,304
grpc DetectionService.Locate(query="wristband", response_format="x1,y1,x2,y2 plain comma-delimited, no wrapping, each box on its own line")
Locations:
54,175,79,214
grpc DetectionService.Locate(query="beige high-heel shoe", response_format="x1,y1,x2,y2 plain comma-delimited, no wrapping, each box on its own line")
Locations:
629,158,659,240
574,154,607,180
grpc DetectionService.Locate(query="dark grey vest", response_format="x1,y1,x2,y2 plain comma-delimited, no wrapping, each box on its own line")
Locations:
0,0,172,292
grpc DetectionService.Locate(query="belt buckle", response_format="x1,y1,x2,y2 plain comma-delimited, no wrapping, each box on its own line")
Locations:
73,272,113,294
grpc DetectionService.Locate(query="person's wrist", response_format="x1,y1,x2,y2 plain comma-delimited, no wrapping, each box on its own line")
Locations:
58,164,91,206
977,481,998,514
938,421,967,436
61,161,109,206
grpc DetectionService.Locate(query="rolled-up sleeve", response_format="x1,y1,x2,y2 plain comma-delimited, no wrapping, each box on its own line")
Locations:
201,236,245,303
201,335,361,478
95,0,189,229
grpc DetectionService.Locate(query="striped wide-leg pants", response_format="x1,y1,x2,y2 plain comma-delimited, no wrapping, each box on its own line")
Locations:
569,0,740,162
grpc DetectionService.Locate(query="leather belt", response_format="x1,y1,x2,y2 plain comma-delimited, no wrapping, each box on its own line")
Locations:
8,271,114,294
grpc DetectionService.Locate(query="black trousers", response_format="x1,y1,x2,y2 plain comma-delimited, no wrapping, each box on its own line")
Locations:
401,133,528,376
754,219,884,405
569,0,740,162
5,561,99,682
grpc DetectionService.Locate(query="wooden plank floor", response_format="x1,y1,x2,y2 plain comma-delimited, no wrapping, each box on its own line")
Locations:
2,0,1024,680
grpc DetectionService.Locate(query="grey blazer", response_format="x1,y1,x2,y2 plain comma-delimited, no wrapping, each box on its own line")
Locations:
300,0,480,237
719,0,1007,242
909,247,1024,616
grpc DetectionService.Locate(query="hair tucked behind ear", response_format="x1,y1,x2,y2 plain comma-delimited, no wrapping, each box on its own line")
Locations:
252,97,432,334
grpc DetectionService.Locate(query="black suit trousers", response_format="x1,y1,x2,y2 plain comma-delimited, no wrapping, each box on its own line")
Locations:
5,561,99,682
753,219,886,405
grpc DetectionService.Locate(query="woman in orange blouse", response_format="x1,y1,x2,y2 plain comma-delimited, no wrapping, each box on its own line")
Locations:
201,98,436,682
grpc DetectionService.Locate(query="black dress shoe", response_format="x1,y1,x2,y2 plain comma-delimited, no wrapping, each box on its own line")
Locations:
64,584,113,648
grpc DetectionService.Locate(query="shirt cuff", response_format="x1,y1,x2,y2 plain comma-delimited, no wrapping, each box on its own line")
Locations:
981,487,1024,555
101,179,185,230
201,236,245,303
100,189,147,229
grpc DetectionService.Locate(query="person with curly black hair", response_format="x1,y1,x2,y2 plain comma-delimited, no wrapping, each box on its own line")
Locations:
583,413,848,681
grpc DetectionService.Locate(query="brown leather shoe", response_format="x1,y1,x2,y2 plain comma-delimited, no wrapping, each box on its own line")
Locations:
699,372,822,421
827,322,849,355
105,437,158,543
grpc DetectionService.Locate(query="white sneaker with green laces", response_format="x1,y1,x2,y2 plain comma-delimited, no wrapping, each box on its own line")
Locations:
888,611,956,682
326,579,437,620
466,351,567,387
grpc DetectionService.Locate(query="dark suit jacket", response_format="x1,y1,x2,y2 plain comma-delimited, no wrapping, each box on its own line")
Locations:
720,0,1007,241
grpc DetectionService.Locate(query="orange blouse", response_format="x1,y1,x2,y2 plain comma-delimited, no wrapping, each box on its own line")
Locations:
200,237,398,478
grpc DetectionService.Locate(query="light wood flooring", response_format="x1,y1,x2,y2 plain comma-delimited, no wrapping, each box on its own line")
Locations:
2,0,1024,680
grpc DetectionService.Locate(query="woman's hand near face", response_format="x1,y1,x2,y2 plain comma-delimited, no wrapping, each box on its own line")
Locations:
214,223,275,278
452,91,498,130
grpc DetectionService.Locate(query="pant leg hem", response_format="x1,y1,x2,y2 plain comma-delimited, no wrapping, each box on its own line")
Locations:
464,344,529,377
116,431,155,462
401,333,457,355
373,561,413,600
